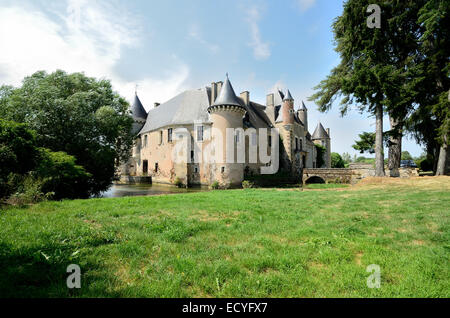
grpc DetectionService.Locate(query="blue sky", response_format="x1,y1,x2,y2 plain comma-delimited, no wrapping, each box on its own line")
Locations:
0,0,423,157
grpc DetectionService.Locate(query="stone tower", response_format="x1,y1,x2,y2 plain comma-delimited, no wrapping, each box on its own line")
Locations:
281,89,295,125
207,75,247,187
297,101,308,131
122,92,147,176
312,122,331,168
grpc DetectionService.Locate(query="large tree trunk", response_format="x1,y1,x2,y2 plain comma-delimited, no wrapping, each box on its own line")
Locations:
375,103,385,176
388,115,402,177
436,135,448,175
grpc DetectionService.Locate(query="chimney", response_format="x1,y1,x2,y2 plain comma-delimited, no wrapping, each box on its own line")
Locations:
266,93,275,124
211,82,217,105
266,93,274,107
240,91,249,106
216,81,223,96
326,128,330,137
154,102,160,108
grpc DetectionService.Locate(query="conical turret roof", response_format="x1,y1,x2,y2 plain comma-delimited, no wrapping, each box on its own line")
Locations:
312,122,329,139
283,89,293,101
210,75,245,108
131,93,147,121
300,101,307,110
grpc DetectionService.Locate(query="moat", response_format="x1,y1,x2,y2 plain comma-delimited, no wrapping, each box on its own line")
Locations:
101,183,208,198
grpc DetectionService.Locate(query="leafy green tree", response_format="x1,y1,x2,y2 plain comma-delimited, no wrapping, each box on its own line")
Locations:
309,0,432,177
0,119,39,198
331,153,345,168
401,151,413,161
341,152,352,165
417,0,450,175
352,132,376,154
0,70,134,196
35,148,91,200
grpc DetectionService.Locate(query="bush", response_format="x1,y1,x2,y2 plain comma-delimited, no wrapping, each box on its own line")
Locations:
173,177,184,188
210,181,220,190
6,175,53,206
242,180,255,189
331,153,345,168
0,119,39,199
34,148,91,200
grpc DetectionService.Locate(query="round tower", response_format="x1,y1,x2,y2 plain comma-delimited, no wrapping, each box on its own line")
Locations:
281,89,295,125
130,92,147,135
207,74,246,187
312,122,331,168
298,101,308,131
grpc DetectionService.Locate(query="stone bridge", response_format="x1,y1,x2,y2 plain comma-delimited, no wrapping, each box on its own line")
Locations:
302,168,358,185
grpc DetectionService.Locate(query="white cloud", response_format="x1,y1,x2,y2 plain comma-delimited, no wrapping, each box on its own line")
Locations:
187,24,219,53
0,0,189,110
245,6,271,60
297,0,317,12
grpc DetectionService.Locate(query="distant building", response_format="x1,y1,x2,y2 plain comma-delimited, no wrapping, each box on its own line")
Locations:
121,75,331,187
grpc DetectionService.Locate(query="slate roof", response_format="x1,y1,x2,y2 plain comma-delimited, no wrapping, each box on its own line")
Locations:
139,88,211,134
283,89,293,101
131,94,147,121
300,101,307,110
210,76,245,108
311,122,329,139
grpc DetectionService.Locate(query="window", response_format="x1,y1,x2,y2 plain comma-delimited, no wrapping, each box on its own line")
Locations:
159,131,163,144
295,137,298,151
194,167,198,173
144,135,148,147
300,139,303,151
155,162,159,172
268,135,272,147
190,150,194,162
168,128,173,142
221,166,225,173
197,126,204,141
143,160,148,174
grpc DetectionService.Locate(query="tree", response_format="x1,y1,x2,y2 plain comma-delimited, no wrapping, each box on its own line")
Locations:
35,148,91,200
341,152,352,165
0,119,39,198
352,132,376,154
331,153,345,168
401,151,413,160
416,0,450,175
309,1,433,177
0,70,134,196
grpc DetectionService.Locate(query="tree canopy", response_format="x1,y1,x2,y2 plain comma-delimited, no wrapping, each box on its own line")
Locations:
0,70,134,197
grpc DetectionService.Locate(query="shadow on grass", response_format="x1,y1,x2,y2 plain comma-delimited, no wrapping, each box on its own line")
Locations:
0,241,120,298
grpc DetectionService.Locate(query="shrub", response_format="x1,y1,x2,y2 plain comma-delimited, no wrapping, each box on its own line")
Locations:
35,148,91,200
331,152,345,168
242,180,255,189
173,177,184,188
210,181,220,190
6,175,53,206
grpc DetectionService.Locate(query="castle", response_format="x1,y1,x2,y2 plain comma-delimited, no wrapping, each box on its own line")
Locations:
121,75,331,187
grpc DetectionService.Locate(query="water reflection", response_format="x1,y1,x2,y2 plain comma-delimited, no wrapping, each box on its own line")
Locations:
101,183,208,198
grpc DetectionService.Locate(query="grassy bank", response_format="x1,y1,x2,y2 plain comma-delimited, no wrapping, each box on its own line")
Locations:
0,177,449,297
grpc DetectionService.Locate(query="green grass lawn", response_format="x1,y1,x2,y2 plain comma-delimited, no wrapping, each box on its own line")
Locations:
0,177,449,298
